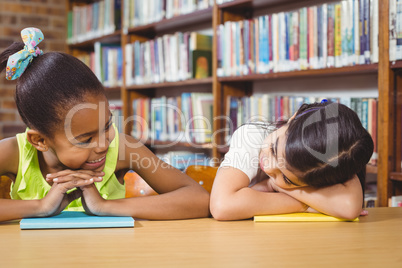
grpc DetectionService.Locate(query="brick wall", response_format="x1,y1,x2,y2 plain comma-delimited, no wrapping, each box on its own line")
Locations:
0,0,67,139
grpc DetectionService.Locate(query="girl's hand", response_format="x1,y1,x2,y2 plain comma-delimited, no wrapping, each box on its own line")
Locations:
305,206,319,213
39,182,82,217
80,184,106,216
360,210,369,216
41,170,104,216
46,170,104,185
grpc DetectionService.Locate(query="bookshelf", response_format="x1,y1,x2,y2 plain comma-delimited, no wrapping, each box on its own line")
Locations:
65,0,400,207
66,0,123,98
120,0,215,161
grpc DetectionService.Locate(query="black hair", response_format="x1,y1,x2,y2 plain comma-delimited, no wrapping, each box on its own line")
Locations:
0,42,105,137
285,101,374,190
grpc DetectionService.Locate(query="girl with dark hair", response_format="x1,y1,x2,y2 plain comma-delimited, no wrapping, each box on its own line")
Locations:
0,28,209,222
210,100,374,220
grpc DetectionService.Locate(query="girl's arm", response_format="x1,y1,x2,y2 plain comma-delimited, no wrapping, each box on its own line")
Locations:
272,175,363,219
80,134,210,220
0,137,36,222
0,199,42,222
0,182,90,222
0,137,99,222
210,167,308,221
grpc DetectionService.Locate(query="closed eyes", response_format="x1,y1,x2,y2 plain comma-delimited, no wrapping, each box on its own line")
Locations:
270,141,299,187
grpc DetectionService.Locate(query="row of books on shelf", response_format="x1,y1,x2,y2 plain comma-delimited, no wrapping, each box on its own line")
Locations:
390,195,402,207
364,179,377,207
131,93,213,144
123,0,214,30
365,192,402,207
217,0,379,76
390,0,402,61
156,151,211,171
125,32,212,86
76,43,123,88
67,0,121,45
225,95,378,165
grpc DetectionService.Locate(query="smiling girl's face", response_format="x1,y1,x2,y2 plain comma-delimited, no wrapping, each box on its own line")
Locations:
259,125,307,189
44,93,115,172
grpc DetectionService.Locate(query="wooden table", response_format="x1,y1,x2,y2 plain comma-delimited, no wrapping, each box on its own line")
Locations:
1,207,401,267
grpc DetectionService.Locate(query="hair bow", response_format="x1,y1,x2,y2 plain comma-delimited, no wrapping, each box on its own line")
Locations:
6,27,44,80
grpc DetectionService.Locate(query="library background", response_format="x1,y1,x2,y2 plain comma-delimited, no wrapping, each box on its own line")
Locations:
0,0,402,207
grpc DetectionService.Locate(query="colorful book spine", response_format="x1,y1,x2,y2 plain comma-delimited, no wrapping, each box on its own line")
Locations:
327,4,335,67
272,13,279,72
320,5,327,68
299,7,308,70
292,11,299,71
364,0,371,64
317,6,323,69
239,21,245,75
217,25,224,77
354,0,361,64
360,0,366,64
308,7,315,69
334,4,342,67
371,0,379,63
390,0,398,61
395,0,402,60
268,15,273,72
285,12,290,71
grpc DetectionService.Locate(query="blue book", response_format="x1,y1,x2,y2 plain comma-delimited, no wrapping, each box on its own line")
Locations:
117,47,123,83
244,20,249,75
20,211,134,230
236,21,240,76
363,0,371,64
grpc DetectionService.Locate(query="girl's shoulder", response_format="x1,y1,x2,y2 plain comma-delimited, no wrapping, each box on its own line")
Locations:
231,122,272,143
0,137,19,178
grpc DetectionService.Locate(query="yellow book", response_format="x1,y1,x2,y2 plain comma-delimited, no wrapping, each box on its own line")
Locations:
334,4,342,67
254,213,359,222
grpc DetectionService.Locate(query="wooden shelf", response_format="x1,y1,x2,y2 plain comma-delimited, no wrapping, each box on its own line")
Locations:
144,140,213,149
126,77,213,91
70,0,97,3
391,60,402,69
127,7,213,37
218,64,378,83
366,165,378,175
218,146,229,154
218,0,323,12
390,172,402,182
68,31,121,50
218,0,253,10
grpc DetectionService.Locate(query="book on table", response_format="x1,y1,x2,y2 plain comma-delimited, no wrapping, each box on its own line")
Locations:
254,212,359,222
20,211,135,230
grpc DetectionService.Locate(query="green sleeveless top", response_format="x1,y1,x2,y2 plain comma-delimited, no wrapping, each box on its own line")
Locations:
11,125,125,211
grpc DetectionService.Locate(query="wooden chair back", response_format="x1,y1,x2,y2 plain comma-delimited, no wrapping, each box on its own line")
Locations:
184,165,218,193
124,171,158,198
0,176,12,199
124,165,218,197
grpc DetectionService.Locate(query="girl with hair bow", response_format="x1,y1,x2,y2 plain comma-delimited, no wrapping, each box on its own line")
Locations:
0,28,210,222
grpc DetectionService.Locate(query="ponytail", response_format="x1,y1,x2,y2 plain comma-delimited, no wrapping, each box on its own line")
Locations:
0,42,24,72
